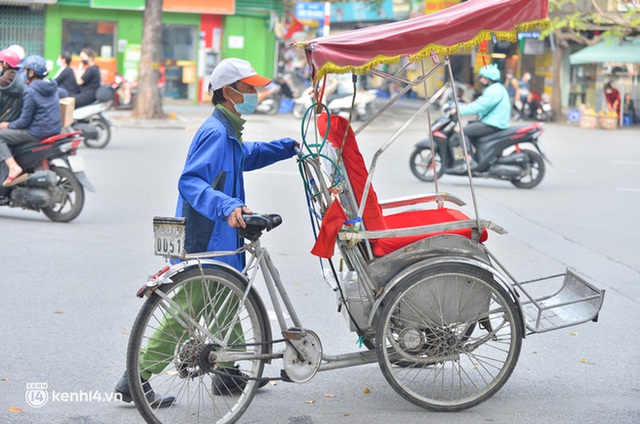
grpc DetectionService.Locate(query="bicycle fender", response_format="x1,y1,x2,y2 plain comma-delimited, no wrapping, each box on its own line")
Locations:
367,255,526,337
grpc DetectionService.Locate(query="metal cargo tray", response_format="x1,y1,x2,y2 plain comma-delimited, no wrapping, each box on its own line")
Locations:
514,268,605,333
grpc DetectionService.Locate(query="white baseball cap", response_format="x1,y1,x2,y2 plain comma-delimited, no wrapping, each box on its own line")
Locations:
209,58,271,91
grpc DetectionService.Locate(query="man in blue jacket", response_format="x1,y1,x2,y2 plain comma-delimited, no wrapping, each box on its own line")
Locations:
0,55,62,187
448,63,511,173
115,58,298,406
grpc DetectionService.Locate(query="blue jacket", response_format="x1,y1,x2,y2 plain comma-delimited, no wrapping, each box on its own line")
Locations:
176,108,297,271
459,82,511,130
8,79,62,139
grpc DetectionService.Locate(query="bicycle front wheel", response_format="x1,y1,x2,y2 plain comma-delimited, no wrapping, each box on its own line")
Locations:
127,267,269,424
375,263,523,412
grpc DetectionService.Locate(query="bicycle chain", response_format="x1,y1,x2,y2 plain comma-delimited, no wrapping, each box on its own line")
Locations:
216,337,290,382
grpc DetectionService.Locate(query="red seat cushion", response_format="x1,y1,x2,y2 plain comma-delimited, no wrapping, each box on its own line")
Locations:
373,208,488,257
316,113,487,257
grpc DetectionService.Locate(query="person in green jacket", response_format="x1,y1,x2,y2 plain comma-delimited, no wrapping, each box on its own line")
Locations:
449,63,511,172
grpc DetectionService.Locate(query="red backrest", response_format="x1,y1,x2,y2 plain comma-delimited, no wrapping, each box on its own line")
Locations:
317,113,387,231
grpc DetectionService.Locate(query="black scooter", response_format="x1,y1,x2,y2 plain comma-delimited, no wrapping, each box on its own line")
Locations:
409,104,550,189
0,131,94,222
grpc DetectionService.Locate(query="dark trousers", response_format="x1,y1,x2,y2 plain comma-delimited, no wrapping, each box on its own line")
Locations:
0,128,38,162
450,121,500,159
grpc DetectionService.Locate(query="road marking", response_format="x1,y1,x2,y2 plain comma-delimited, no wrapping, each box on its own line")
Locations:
618,188,640,193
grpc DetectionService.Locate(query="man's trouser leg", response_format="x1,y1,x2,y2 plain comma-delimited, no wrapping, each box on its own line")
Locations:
0,129,38,162
139,278,245,380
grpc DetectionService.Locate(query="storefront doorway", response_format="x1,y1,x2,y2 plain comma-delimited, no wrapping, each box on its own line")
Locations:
162,24,197,100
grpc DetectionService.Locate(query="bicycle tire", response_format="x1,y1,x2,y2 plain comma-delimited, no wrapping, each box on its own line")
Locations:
375,263,523,412
127,266,269,424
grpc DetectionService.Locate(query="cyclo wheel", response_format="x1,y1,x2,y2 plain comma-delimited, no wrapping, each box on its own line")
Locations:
127,266,269,424
375,263,523,412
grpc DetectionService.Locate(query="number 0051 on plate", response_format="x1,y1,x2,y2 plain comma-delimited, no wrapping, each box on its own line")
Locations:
153,216,186,257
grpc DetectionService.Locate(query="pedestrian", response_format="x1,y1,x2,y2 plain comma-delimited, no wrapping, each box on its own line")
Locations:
114,58,298,405
504,68,520,111
53,51,79,96
72,48,101,107
623,93,637,124
604,82,621,117
0,56,62,187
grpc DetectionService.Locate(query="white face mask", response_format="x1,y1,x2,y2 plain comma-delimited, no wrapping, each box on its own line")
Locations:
56,58,63,67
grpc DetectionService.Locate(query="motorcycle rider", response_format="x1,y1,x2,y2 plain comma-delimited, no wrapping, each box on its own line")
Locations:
0,55,63,187
53,51,80,96
0,48,26,123
114,58,298,404
448,63,511,173
72,48,101,108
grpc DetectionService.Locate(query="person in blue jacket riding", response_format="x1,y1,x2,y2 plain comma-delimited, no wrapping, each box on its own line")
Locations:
115,58,298,406
448,63,511,173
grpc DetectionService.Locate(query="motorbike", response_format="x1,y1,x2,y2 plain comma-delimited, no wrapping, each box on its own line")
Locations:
516,92,554,122
256,74,295,115
0,131,94,222
292,88,378,121
410,103,549,188
69,85,114,149
111,73,137,111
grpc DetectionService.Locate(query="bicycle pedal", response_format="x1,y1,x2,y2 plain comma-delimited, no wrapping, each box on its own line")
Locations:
282,327,307,340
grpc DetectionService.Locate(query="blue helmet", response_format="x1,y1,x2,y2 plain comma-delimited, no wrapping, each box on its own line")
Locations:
22,55,48,77
479,64,501,82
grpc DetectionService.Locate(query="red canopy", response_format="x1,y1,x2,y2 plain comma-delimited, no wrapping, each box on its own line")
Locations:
296,0,550,79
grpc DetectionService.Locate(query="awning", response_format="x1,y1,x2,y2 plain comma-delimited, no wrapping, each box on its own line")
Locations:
569,37,640,65
295,0,550,79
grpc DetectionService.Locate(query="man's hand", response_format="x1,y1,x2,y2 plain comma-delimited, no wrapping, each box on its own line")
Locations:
0,122,9,130
227,206,252,228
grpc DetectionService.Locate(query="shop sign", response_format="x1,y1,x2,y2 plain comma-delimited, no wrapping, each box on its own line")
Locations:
424,0,461,14
329,0,394,23
295,2,327,21
90,0,235,14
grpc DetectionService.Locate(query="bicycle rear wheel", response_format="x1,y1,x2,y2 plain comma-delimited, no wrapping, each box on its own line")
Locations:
127,267,269,424
375,263,523,411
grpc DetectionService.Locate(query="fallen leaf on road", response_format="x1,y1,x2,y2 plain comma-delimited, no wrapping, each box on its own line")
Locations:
305,399,316,404
9,407,23,413
363,387,370,394
1,377,9,381
269,381,277,386
323,393,336,398
570,332,578,336
53,310,64,314
580,358,589,363
121,328,129,335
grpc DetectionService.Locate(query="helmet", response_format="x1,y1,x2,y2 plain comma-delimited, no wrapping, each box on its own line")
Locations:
8,44,25,60
22,55,48,77
0,48,21,69
479,64,501,82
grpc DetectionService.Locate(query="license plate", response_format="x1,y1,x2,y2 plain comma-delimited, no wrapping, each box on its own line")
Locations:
153,217,186,257
68,155,85,172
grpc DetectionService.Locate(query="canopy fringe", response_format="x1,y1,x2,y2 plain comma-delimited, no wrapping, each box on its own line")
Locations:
309,18,550,80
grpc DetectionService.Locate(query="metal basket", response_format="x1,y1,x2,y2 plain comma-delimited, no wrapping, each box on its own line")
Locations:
515,269,605,333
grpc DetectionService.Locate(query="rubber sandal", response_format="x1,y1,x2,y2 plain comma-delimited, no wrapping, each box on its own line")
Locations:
2,173,29,187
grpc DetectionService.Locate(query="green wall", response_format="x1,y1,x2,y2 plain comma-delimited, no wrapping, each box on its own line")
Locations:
44,5,200,75
222,15,276,79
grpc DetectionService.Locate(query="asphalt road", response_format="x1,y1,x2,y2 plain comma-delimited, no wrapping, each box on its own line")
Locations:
1,106,639,424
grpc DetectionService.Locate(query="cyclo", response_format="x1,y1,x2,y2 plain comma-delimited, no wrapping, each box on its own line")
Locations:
125,0,605,422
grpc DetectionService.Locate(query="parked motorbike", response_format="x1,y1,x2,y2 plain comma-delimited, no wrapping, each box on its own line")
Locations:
256,74,295,115
69,85,114,149
0,131,94,222
292,88,377,121
409,103,549,189
112,73,137,111
516,93,554,122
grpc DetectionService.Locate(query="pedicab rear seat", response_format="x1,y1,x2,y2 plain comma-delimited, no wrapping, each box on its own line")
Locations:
316,113,493,258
